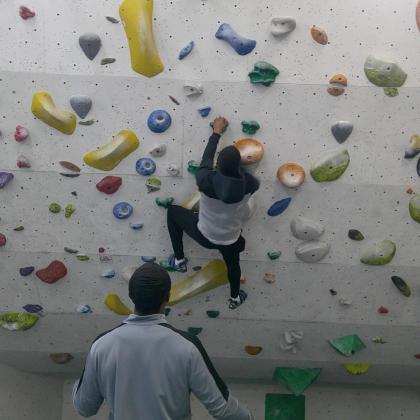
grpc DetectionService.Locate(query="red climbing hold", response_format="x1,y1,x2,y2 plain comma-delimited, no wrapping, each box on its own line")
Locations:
96,176,122,194
14,125,29,142
36,260,67,284
378,306,389,314
0,233,6,247
19,6,35,20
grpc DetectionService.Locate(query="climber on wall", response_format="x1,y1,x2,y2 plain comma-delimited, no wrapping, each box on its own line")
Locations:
163,116,260,309
73,263,254,420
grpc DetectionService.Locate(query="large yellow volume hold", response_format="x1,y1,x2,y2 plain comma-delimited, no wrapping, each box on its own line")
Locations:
31,92,77,135
83,130,140,171
119,0,164,77
104,293,132,315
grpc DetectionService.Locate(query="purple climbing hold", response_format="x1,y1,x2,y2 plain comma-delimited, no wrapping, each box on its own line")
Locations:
267,197,292,217
136,158,156,176
215,23,256,55
23,304,43,314
19,266,35,276
0,172,14,189
113,202,133,219
178,41,194,60
147,110,172,133
198,107,212,118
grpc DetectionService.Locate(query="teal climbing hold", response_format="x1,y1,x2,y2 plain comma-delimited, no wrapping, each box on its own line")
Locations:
187,160,200,175
248,61,279,86
206,310,220,318
267,251,281,260
156,197,174,209
241,120,260,135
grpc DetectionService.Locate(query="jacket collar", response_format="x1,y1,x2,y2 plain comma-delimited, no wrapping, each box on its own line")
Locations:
123,313,167,325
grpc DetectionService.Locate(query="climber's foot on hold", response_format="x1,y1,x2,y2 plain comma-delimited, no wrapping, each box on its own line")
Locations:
160,254,188,273
228,290,247,310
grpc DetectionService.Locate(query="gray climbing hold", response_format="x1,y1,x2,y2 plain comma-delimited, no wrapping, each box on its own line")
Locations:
101,58,116,65
79,33,102,60
290,217,325,240
270,16,296,36
364,55,407,88
106,16,119,24
183,83,203,97
149,144,167,158
360,240,396,265
331,121,353,144
295,241,330,263
310,148,350,182
70,95,92,119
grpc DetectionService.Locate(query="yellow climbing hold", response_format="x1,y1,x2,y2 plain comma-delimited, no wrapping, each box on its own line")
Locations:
344,363,370,375
119,0,164,77
83,130,140,171
104,293,132,315
169,260,228,306
31,92,77,135
180,191,201,211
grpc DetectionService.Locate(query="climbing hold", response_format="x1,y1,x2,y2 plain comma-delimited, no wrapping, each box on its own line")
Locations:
187,160,200,175
273,367,321,396
19,6,35,19
48,203,61,214
198,106,211,118
234,138,265,165
215,23,256,55
188,327,202,336
329,334,366,357
270,16,296,36
290,216,325,240
96,176,122,194
147,110,172,133
0,172,14,189
32,92,77,135
79,119,95,126
50,353,73,365
391,276,411,297
36,261,67,284
417,158,420,178
344,363,369,375
14,226,24,231
165,308,171,316
141,256,156,263
183,83,203,97
169,260,228,305
360,240,396,265
70,95,92,119
407,187,414,195
348,229,364,241
295,241,330,263
364,55,407,88
339,297,352,306
98,247,105,253
264,273,276,284
417,1,420,31
267,198,292,217
119,0,164,77
59,161,81,172
106,16,119,23
14,125,29,142
267,251,281,260
100,255,112,262
206,310,220,318
265,394,305,420
136,158,156,176
245,345,263,355
248,61,279,86
329,289,337,296
19,266,34,276
167,164,180,176
169,95,180,105
113,202,133,219
104,293,131,315
310,148,350,182
330,74,348,86
64,247,78,254
76,254,90,262
60,173,80,178
277,163,305,188
241,120,260,135
64,204,75,219
0,312,38,331
22,304,43,314
409,194,420,223
372,337,386,344
178,41,194,60
76,304,92,314
145,177,161,193
0,234,6,247
311,25,328,45
155,197,174,209
78,33,102,60
130,222,144,230
100,58,116,65
181,191,201,212
378,306,389,314
404,135,420,159
331,121,353,144
83,130,140,171
384,87,399,97
101,269,116,279
17,155,31,168
149,144,167,158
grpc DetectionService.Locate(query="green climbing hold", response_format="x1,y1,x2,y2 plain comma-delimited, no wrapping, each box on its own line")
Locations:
188,327,203,336
156,197,174,209
79,119,95,126
248,61,279,86
360,240,396,265
165,308,171,316
49,202,61,213
273,367,322,396
267,251,281,260
348,229,364,241
101,57,116,65
13,226,24,232
241,120,260,135
187,160,200,175
364,55,407,88
206,310,220,318
409,194,420,223
384,87,399,97
64,204,75,219
145,177,161,193
265,394,305,420
329,334,366,357
76,254,90,261
391,276,411,297
310,148,350,182
0,312,39,331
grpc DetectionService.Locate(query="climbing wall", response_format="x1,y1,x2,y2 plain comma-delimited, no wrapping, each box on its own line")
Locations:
2,0,420,408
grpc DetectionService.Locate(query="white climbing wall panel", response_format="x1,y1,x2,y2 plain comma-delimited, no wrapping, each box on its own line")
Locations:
2,0,420,394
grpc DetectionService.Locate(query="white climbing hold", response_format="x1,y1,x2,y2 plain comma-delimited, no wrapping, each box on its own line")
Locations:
280,329,303,354
183,83,203,97
167,164,180,176
295,241,330,263
339,297,353,306
290,216,325,241
149,144,167,158
270,16,296,36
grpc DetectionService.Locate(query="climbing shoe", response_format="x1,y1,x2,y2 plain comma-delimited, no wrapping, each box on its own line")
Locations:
228,290,248,309
159,255,188,273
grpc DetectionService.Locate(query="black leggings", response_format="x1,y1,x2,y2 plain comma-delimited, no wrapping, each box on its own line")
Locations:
167,205,245,298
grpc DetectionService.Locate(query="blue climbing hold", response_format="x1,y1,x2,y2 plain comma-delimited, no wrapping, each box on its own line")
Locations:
215,23,256,56
198,106,212,118
267,197,292,217
178,41,194,60
113,202,133,219
19,266,35,276
136,158,156,176
101,269,116,278
147,110,172,133
141,256,157,263
130,222,144,230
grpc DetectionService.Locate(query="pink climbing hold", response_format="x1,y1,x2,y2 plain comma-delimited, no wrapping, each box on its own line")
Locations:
96,176,122,194
416,1,420,31
0,233,6,247
98,247,105,253
378,306,389,314
14,125,29,142
17,154,31,168
36,260,67,284
19,6,35,20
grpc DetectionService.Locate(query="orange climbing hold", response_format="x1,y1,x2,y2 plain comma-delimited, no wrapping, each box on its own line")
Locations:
234,138,264,166
245,345,263,355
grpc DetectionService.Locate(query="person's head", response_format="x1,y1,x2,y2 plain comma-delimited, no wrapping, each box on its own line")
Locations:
129,263,171,315
217,146,241,177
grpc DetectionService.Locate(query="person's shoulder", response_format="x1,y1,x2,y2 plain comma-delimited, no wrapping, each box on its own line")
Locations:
90,323,126,350
159,323,203,350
